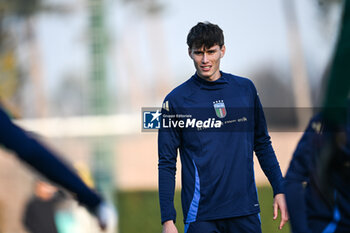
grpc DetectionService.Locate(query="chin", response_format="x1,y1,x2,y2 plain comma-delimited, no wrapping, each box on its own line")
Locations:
199,73,211,79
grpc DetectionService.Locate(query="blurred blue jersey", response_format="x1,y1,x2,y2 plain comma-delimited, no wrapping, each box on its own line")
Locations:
158,72,284,224
0,106,102,210
285,114,350,233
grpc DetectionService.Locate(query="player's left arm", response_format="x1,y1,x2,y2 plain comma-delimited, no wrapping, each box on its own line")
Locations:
252,87,289,229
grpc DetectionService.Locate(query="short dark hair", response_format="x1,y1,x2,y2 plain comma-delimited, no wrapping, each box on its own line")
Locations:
187,22,224,49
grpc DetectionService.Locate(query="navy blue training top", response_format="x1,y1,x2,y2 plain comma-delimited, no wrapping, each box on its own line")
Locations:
285,114,350,233
158,72,284,224
0,106,102,210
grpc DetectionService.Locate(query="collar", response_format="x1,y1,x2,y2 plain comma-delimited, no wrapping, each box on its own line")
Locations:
192,71,229,90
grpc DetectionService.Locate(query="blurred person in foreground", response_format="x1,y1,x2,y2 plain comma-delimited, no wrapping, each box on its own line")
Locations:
23,180,64,233
158,21,288,233
285,112,350,233
285,0,350,232
0,105,115,232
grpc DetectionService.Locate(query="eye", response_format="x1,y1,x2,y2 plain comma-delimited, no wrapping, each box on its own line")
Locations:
194,51,203,55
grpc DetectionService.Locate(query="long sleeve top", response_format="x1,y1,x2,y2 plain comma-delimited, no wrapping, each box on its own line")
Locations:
158,72,284,224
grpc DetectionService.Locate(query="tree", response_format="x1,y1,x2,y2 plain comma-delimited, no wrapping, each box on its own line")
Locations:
0,0,71,117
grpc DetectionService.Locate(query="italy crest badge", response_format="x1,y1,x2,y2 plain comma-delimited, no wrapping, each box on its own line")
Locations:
213,100,226,118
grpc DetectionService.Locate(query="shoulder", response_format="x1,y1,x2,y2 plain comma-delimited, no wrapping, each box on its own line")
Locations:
223,72,258,97
285,114,323,179
163,77,195,104
291,114,324,159
224,72,256,90
304,113,324,134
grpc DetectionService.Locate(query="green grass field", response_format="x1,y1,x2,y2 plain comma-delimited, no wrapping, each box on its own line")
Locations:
116,186,290,233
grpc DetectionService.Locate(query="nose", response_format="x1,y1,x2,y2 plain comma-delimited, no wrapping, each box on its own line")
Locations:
202,53,208,63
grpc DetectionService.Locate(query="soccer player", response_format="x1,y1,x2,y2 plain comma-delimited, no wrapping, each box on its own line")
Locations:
0,106,114,231
158,22,288,233
285,1,350,232
285,114,350,233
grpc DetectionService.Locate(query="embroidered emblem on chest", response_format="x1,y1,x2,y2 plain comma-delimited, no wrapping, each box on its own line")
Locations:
213,100,227,118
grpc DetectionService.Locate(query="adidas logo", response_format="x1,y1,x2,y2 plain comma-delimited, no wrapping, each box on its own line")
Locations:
162,101,169,112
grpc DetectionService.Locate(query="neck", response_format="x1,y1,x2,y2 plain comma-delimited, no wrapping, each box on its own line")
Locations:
197,71,221,82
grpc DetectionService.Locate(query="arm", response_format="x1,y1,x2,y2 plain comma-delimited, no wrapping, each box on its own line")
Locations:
285,119,316,233
158,98,180,227
0,108,101,209
0,107,114,231
253,91,288,228
253,93,284,196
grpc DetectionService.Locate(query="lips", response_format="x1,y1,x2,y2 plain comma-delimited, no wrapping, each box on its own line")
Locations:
201,66,211,72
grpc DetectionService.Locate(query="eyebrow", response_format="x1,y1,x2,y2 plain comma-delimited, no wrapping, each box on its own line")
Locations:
193,48,218,52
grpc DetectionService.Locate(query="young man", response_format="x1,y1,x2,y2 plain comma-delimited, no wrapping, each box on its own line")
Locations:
285,1,350,232
158,22,288,233
0,106,114,231
285,113,350,233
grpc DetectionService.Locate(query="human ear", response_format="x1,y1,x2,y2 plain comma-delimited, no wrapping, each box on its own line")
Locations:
188,48,193,59
220,45,226,58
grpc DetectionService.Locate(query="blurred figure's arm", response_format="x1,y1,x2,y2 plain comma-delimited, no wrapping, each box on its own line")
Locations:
0,108,106,218
285,117,317,233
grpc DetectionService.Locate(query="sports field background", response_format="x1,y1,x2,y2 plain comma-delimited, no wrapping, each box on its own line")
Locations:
0,1,343,233
116,187,290,233
0,131,297,233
